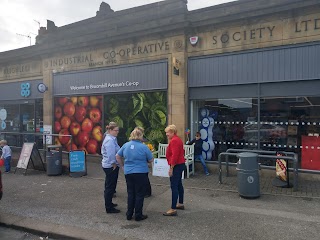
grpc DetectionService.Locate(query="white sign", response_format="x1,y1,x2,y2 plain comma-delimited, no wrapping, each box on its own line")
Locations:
152,158,170,177
17,143,34,169
152,158,184,179
43,125,52,144
0,108,7,120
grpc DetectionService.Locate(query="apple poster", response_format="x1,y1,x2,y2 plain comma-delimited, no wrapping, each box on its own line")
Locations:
54,96,103,154
54,92,167,154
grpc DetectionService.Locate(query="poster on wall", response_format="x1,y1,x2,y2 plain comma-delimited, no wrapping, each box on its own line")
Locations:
104,92,167,149
54,95,103,154
43,125,52,144
54,92,167,154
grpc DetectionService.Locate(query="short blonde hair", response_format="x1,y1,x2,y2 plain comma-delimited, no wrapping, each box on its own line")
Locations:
135,126,145,134
0,140,7,145
129,128,144,141
165,124,177,134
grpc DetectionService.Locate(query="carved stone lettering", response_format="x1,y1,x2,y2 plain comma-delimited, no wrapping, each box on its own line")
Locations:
213,25,276,45
102,41,170,59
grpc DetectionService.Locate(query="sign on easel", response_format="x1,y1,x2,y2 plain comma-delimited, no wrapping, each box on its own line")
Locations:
15,142,46,175
69,150,87,177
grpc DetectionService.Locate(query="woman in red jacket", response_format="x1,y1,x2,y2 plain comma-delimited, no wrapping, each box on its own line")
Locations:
163,124,185,216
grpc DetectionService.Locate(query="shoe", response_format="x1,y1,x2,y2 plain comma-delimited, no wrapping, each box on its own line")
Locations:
126,211,133,220
206,172,210,176
5,171,10,174
112,203,118,207
176,204,185,210
135,215,148,221
106,208,120,214
163,210,177,216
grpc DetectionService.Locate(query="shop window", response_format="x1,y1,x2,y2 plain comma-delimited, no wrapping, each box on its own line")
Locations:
192,96,320,169
261,96,320,169
21,103,35,132
0,104,20,132
0,102,20,146
191,98,258,162
0,100,43,147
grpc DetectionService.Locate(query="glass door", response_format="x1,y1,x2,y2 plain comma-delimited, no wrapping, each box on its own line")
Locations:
20,101,35,143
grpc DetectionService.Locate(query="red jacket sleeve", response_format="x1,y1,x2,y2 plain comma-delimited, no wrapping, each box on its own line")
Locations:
166,135,185,166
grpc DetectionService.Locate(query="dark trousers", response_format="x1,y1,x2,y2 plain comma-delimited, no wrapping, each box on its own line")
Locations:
125,173,148,219
103,167,119,210
5,156,11,172
170,163,184,209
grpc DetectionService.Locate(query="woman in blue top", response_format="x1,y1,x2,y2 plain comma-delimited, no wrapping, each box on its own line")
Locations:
116,127,153,221
101,122,120,214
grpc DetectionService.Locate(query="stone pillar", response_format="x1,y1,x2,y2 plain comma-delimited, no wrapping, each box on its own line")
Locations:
42,68,53,130
168,36,188,141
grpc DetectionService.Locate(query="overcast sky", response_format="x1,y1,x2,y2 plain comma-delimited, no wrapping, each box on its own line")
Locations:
0,0,236,53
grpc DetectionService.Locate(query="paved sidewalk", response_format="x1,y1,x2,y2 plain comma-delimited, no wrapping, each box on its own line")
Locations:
1,159,320,240
86,161,320,198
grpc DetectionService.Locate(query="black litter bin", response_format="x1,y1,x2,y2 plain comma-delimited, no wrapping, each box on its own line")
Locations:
236,152,260,198
46,145,62,176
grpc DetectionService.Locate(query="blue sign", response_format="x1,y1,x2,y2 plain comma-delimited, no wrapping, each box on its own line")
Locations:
21,82,31,97
69,151,86,173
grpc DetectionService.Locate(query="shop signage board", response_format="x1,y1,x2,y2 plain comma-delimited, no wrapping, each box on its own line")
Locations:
15,142,45,175
0,79,43,101
69,150,87,177
53,61,167,96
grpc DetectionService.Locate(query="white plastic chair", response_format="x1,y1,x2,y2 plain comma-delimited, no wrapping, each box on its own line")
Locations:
157,143,168,159
184,144,195,178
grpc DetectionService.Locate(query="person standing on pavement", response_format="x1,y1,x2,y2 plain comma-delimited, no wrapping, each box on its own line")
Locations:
116,127,154,221
101,122,121,214
0,140,12,173
163,124,185,216
136,126,152,198
186,132,210,176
